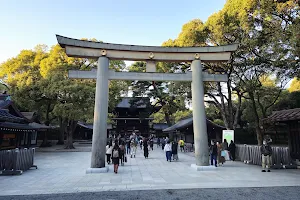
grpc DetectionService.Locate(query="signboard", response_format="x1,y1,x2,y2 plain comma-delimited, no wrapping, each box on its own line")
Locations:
222,130,234,142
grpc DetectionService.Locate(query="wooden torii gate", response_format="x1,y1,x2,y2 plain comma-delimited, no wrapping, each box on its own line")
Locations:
57,35,238,172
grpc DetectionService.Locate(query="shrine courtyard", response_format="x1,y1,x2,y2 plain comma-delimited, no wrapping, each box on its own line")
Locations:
1,143,300,197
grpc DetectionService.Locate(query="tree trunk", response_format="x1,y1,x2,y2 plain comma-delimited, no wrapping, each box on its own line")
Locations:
164,111,174,140
40,103,51,147
217,83,231,129
233,92,243,129
249,91,263,145
227,80,234,129
57,117,65,145
64,120,77,149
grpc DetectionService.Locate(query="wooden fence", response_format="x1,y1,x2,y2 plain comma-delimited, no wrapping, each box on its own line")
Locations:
236,144,293,166
0,148,37,175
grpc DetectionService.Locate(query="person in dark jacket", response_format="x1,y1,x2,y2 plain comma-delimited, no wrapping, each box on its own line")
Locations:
161,138,166,150
171,141,178,161
210,140,218,167
228,140,236,161
143,138,149,158
261,139,272,172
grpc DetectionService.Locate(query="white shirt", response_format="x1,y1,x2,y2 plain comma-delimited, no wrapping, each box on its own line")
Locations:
164,144,172,152
106,145,113,154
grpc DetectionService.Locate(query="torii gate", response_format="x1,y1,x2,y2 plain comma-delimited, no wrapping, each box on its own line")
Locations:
56,35,238,172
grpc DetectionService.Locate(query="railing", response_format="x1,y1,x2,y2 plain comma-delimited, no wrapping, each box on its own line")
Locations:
184,143,194,152
236,144,293,166
0,148,37,175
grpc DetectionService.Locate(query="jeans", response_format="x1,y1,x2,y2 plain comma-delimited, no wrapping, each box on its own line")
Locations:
166,151,172,161
126,147,131,154
210,154,217,166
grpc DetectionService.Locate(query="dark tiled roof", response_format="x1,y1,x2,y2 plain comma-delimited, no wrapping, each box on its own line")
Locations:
0,122,35,130
0,109,26,123
163,117,225,132
264,108,300,122
116,97,149,108
153,123,169,130
77,122,113,129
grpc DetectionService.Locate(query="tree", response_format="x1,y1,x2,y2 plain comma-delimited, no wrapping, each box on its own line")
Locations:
288,78,300,92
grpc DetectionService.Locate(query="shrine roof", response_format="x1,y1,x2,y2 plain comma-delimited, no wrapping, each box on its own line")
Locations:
0,109,26,123
116,97,150,109
264,108,300,122
163,116,225,132
153,123,169,130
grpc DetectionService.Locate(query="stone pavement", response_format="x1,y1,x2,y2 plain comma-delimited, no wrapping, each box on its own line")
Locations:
1,145,300,196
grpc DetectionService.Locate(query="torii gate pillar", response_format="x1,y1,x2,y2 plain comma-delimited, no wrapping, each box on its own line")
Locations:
90,56,109,170
191,60,209,166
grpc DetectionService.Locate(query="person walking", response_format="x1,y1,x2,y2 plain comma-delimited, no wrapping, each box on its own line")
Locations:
149,139,154,151
179,139,185,152
222,139,228,150
157,138,161,148
119,140,125,166
130,139,137,158
228,140,236,161
164,141,172,162
106,142,113,164
217,141,225,166
210,140,218,167
161,138,166,150
171,141,178,161
126,139,131,155
140,139,143,150
143,138,149,158
261,139,272,172
111,140,121,174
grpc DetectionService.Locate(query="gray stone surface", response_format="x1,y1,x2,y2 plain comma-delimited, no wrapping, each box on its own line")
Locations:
191,60,209,166
1,187,300,200
57,35,238,53
191,164,217,171
68,70,228,82
90,56,109,168
86,167,108,174
1,145,300,196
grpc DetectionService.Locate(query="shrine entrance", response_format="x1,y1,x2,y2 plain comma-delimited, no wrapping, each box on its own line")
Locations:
56,35,238,172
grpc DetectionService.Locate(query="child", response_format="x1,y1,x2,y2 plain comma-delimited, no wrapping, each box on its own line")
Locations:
164,141,172,162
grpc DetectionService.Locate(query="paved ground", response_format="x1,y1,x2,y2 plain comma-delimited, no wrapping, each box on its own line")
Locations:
1,144,300,196
1,187,300,200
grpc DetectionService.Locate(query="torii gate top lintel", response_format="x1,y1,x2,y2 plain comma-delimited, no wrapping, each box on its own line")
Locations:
56,35,238,62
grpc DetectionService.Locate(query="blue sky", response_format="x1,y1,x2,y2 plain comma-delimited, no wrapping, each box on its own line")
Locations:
0,0,226,63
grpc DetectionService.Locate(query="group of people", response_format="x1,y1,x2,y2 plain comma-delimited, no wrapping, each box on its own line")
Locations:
163,140,179,162
210,139,236,167
105,139,127,174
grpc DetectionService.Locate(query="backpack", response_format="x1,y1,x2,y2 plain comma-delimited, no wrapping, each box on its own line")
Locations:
113,149,119,158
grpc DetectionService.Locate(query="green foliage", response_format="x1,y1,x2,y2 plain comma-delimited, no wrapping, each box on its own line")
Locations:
288,78,300,92
213,119,225,126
